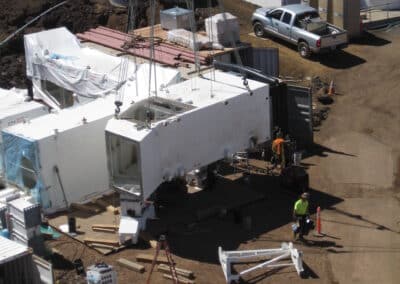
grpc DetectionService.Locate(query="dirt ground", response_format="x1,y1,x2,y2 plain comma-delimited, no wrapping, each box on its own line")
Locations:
0,0,130,89
1,0,400,283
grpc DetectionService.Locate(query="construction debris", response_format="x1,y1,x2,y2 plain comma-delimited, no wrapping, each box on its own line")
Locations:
117,258,145,273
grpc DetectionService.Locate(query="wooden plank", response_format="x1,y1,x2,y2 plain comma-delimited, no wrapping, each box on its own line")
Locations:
92,227,117,233
92,224,119,230
117,258,145,273
136,254,172,264
158,264,194,279
88,243,116,250
163,274,195,284
84,238,119,247
70,203,100,214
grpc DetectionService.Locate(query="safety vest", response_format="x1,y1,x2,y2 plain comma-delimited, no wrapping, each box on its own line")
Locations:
294,199,308,215
272,138,284,155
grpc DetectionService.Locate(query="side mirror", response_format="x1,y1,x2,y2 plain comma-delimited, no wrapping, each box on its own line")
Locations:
266,12,271,17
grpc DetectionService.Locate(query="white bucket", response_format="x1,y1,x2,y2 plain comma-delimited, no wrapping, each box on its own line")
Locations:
293,152,302,166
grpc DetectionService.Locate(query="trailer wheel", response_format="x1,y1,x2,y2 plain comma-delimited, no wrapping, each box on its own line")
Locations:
298,41,311,58
253,22,265,37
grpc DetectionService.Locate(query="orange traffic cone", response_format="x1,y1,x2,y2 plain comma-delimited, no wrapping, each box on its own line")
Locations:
328,80,335,96
314,206,324,237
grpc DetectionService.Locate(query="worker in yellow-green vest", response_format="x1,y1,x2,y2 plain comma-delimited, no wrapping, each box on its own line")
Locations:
293,192,310,239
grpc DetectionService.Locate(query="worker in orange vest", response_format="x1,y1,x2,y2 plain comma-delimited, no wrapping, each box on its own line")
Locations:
271,133,285,168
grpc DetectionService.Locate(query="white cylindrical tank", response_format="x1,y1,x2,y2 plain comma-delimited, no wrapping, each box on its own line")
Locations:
361,0,400,10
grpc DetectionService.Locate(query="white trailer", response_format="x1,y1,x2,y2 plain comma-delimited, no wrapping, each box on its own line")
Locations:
105,71,272,243
1,64,180,214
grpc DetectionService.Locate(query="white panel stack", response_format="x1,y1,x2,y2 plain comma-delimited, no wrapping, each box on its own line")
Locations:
205,13,240,47
7,198,42,247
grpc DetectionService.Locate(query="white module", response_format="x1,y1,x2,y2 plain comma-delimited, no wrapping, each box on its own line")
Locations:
0,88,48,178
1,64,181,214
106,70,271,208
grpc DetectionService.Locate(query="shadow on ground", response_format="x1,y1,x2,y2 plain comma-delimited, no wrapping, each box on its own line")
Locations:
146,170,344,264
351,31,392,46
314,51,366,69
303,143,357,159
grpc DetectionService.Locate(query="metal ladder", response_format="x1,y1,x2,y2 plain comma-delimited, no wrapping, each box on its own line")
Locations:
146,235,178,284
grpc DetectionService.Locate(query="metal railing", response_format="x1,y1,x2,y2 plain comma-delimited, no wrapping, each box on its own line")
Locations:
361,2,397,22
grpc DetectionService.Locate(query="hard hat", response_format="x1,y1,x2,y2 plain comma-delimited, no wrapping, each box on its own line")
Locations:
301,192,310,199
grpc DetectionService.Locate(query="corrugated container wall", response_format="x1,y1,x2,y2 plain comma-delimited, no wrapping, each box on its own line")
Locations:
0,253,39,284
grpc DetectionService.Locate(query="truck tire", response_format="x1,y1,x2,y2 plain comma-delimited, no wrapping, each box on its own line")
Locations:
298,41,311,58
253,22,265,37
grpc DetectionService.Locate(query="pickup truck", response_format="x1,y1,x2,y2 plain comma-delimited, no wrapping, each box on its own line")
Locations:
251,4,348,58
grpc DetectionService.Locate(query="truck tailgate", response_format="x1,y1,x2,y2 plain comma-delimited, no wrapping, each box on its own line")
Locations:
320,32,347,48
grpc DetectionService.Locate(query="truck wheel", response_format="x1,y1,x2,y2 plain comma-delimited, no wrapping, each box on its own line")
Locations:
253,22,265,37
298,42,311,58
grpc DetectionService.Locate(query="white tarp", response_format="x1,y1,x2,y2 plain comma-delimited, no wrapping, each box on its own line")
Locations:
24,27,137,104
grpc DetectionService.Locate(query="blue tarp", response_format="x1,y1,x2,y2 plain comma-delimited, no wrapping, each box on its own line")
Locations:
1,131,50,208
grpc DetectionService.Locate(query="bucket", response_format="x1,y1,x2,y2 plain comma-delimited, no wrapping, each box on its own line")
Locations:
243,216,252,231
0,228,9,239
293,152,302,166
68,217,76,234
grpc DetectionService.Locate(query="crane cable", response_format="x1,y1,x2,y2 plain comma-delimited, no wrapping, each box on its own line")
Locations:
148,0,158,99
216,0,252,95
114,0,140,116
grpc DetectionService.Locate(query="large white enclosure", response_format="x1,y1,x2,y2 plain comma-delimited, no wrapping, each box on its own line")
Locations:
24,27,137,110
106,71,272,203
2,64,181,214
0,88,48,178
